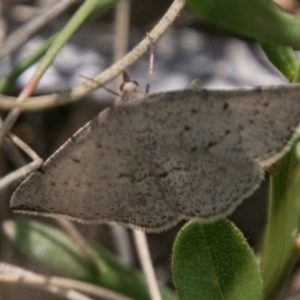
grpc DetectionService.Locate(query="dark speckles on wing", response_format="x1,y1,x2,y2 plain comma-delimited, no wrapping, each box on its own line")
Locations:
10,84,300,232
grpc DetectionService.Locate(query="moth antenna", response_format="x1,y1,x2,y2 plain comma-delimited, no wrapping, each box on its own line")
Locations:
122,71,131,83
79,74,120,97
145,33,154,94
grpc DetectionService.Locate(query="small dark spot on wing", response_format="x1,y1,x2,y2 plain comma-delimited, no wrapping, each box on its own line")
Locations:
208,141,217,148
190,146,197,152
223,102,229,110
159,172,168,178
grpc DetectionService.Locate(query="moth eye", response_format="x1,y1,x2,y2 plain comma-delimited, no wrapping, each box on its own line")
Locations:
132,80,139,87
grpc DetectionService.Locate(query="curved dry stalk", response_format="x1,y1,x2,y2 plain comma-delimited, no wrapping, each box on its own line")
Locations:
57,218,101,273
113,0,131,98
109,0,135,265
0,262,134,300
0,116,43,191
8,133,40,161
133,230,162,300
0,158,42,191
0,0,185,112
3,137,28,167
0,263,94,300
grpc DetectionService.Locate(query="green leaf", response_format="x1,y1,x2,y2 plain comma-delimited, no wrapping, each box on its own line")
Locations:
259,43,300,82
3,219,99,282
172,220,262,300
257,29,300,299
3,220,177,300
187,0,300,47
0,35,57,94
259,141,300,300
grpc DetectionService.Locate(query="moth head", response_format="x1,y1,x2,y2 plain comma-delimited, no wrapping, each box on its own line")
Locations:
117,72,146,104
120,80,140,94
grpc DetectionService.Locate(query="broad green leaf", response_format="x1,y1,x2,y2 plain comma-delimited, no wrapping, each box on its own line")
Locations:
187,0,300,47
172,220,262,300
3,220,177,300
